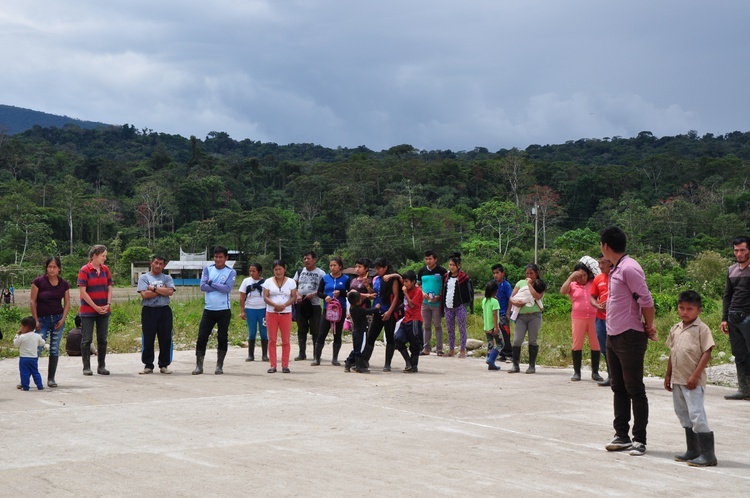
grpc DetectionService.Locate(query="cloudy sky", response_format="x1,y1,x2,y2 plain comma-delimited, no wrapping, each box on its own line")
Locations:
2,1,747,151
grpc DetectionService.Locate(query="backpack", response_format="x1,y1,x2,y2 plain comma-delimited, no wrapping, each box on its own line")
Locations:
325,299,343,323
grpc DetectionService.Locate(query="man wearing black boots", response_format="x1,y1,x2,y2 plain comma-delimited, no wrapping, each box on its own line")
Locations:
293,251,325,361
590,256,612,386
193,246,236,375
720,236,750,401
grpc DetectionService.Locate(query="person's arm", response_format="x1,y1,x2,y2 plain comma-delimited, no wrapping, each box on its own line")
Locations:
721,272,733,335
642,306,657,340
262,287,275,308
58,289,71,329
30,283,40,330
317,278,328,301
527,279,543,300
664,356,673,392
560,271,581,295
239,292,247,320
686,347,713,390
208,270,236,294
589,293,605,311
199,267,212,292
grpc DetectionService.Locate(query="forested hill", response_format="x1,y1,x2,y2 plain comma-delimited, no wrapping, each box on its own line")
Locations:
0,122,749,295
0,104,108,135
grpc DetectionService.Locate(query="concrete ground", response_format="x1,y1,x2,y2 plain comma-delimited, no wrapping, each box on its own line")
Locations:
1,346,748,497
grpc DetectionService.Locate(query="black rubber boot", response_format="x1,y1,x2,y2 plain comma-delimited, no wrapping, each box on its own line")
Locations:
724,364,750,400
192,354,204,375
295,327,307,361
48,356,59,387
508,346,521,373
344,359,352,372
591,350,604,382
355,357,370,374
246,342,255,362
571,350,582,381
526,344,538,374
215,350,227,374
261,340,269,362
675,428,700,462
399,347,412,371
598,352,611,386
331,342,341,366
82,348,93,376
97,347,110,375
687,432,718,467
310,344,322,366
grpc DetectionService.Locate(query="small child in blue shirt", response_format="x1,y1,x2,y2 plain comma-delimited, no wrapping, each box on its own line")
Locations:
13,316,45,391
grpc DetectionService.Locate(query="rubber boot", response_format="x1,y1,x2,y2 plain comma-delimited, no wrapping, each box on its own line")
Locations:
82,348,93,376
399,347,412,371
310,344,322,366
526,344,538,374
687,432,718,467
598,352,611,386
355,357,370,374
487,348,500,370
509,346,521,373
571,350,582,381
590,350,603,381
192,354,204,375
48,356,59,387
344,359,352,372
246,341,255,362
261,340,269,362
215,350,226,374
331,342,341,366
724,364,750,400
97,347,110,375
675,428,700,462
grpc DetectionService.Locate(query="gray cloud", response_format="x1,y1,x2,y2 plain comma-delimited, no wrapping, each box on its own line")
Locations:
2,1,747,151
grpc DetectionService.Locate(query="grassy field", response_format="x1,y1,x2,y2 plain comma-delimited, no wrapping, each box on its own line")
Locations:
0,295,732,380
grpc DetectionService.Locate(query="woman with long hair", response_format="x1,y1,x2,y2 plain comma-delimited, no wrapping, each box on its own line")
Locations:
508,263,546,374
239,263,268,362
362,257,402,371
441,252,474,358
311,257,350,366
560,261,602,382
262,260,297,373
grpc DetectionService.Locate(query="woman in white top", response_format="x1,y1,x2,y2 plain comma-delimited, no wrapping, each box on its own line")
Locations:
239,263,268,362
262,260,298,373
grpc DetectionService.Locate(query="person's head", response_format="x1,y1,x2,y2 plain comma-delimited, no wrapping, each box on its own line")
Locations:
598,255,612,276
732,236,750,264
213,246,229,268
347,290,362,307
20,316,36,333
403,270,417,290
525,263,541,280
373,257,391,276
600,226,627,258
448,252,462,274
249,263,262,279
573,262,594,285
329,257,344,276
677,290,702,325
44,256,62,277
532,278,547,294
485,280,499,299
150,254,166,274
303,251,317,270
424,250,438,269
74,314,82,328
272,259,286,278
354,258,371,277
89,245,107,265
491,263,505,282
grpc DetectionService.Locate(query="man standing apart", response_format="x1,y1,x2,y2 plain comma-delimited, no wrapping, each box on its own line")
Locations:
418,250,447,355
138,255,176,374
600,226,656,456
193,246,236,375
721,236,750,400
293,251,326,361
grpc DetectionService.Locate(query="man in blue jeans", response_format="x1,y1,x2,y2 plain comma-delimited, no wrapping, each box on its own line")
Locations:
589,255,612,386
600,226,656,456
720,235,750,400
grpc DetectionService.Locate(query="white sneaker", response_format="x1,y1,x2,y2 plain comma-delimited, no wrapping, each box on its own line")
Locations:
139,368,153,375
159,367,172,374
629,441,646,456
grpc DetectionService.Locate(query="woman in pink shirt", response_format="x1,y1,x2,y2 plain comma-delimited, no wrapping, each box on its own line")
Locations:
560,262,603,382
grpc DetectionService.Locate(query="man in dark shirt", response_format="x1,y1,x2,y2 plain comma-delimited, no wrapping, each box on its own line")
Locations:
721,236,750,400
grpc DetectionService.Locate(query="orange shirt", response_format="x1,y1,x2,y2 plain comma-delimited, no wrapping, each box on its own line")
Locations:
590,273,609,320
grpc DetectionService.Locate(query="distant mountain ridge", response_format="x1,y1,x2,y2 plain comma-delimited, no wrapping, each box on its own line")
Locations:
0,104,109,134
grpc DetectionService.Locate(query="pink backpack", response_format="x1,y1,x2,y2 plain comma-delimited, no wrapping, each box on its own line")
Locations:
325,299,343,323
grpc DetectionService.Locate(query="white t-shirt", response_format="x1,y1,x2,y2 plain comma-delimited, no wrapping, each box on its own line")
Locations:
14,332,45,358
239,277,265,309
262,277,297,313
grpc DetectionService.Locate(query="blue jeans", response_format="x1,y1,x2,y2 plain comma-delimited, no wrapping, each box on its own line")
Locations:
595,317,607,357
245,308,268,341
37,314,64,357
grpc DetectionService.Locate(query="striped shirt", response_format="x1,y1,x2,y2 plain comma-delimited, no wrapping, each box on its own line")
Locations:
77,262,113,317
